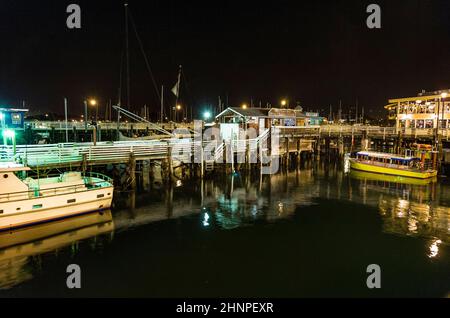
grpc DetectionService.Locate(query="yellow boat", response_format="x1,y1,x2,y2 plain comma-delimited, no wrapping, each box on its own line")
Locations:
349,170,436,185
349,151,437,179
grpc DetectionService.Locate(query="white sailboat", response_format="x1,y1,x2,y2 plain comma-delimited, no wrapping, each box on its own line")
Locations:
0,162,113,231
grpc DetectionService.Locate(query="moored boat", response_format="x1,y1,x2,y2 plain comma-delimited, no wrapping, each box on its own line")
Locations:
0,162,114,231
348,151,437,179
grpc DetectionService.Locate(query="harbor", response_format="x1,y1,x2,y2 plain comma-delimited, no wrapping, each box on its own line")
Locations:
1,0,449,303
1,163,449,297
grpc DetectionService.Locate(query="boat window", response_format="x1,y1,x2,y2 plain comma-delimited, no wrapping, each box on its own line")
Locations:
67,199,76,203
32,204,43,209
3,174,8,179
97,194,105,198
0,210,3,214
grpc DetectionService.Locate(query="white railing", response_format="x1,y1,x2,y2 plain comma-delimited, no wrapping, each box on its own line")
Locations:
25,120,195,131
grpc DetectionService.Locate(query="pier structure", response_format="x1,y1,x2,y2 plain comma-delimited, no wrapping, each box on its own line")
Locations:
3,122,445,188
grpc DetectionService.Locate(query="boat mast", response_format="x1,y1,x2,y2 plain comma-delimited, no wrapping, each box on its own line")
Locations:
125,3,130,111
160,85,164,123
174,65,182,122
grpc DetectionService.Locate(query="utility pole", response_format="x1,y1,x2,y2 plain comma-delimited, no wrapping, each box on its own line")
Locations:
64,98,68,143
338,100,342,123
160,85,164,123
84,100,87,135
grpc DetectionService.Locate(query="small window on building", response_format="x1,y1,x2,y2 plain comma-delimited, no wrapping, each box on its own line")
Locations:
97,194,104,198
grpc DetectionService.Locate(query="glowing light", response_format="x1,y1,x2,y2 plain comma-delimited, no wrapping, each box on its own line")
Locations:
203,111,211,120
428,239,442,258
0,112,3,120
202,212,210,227
441,92,448,98
241,103,247,109
89,99,97,106
2,129,15,138
281,99,287,106
415,100,422,104
176,104,182,110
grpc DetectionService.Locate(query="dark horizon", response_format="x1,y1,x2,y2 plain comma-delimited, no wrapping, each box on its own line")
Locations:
1,0,449,119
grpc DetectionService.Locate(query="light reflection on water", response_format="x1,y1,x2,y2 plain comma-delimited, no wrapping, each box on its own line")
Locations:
0,160,449,293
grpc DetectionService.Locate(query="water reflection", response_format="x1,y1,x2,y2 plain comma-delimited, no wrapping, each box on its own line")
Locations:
346,169,449,256
1,159,450,292
114,161,450,248
0,210,114,289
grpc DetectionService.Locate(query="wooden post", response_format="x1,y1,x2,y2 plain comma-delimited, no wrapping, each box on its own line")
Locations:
93,126,97,146
81,153,87,173
285,137,289,168
200,144,204,178
167,145,173,181
129,152,136,190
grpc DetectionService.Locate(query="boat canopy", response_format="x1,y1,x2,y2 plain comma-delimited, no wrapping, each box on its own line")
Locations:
356,151,419,161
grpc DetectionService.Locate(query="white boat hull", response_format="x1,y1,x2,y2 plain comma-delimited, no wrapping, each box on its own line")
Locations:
0,187,113,231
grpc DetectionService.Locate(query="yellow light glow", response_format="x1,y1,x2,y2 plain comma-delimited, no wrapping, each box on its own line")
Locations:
281,99,287,106
441,92,448,98
89,99,97,106
242,103,247,109
176,104,182,110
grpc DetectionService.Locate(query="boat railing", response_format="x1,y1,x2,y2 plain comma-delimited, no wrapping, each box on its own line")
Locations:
82,171,113,185
357,158,433,172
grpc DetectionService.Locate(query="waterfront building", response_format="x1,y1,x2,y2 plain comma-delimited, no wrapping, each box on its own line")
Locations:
215,107,324,139
385,89,450,134
0,108,28,130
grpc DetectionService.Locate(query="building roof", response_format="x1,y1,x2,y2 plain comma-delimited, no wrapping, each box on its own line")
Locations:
388,89,449,103
215,107,270,119
0,108,29,112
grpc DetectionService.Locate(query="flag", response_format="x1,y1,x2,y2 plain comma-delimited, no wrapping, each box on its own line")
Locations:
171,82,179,97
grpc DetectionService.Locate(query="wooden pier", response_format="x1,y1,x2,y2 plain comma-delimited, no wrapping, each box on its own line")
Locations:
3,124,450,189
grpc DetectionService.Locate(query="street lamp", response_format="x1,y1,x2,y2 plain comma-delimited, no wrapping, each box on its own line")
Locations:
176,104,182,122
281,99,287,107
89,99,98,123
242,103,248,109
203,111,211,121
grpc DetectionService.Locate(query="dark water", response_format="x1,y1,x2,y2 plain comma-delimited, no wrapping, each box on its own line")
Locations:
0,160,449,297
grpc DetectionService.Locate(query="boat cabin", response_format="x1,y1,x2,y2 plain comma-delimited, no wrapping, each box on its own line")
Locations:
355,151,421,168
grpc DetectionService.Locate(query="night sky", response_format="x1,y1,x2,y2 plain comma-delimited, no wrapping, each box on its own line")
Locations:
0,0,449,119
